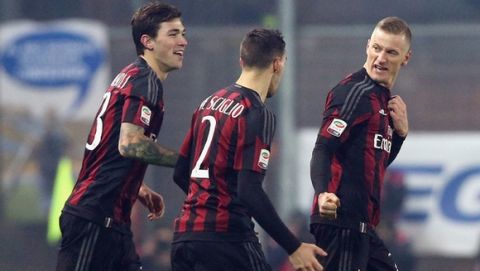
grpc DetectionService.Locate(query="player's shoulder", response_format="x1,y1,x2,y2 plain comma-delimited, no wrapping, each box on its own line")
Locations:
117,58,163,100
115,58,158,86
232,84,265,109
218,84,270,120
122,57,148,72
331,68,375,100
212,84,263,110
236,88,272,123
109,59,148,89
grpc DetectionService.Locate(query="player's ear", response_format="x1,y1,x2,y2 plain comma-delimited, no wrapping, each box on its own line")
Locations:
401,49,412,66
140,34,154,51
272,57,280,73
365,39,371,54
239,57,245,68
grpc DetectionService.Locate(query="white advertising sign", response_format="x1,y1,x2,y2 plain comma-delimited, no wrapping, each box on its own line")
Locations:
0,20,109,120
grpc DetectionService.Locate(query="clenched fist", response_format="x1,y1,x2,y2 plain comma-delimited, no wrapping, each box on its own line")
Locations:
318,192,341,219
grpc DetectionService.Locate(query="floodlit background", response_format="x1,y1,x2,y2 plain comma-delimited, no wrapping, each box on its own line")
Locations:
1,1,480,270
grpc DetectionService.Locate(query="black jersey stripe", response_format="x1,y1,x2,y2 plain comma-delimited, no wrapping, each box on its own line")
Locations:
344,83,375,121
339,76,369,116
80,224,100,271
340,76,372,120
345,230,353,270
245,242,268,271
262,108,275,144
74,223,92,271
75,222,100,271
269,111,276,144
244,243,259,271
338,229,345,271
147,69,158,104
341,229,352,271
262,108,268,143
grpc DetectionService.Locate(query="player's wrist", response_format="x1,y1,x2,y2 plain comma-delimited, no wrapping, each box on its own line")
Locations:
286,239,302,255
138,185,148,198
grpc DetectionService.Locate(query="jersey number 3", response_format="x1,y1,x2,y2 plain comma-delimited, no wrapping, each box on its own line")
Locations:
191,116,216,179
86,92,111,151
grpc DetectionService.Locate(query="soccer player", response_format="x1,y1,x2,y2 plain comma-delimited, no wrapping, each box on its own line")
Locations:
55,3,187,271
171,28,327,271
309,17,411,271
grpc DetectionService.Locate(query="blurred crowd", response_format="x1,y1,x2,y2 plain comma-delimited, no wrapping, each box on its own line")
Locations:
1,106,70,216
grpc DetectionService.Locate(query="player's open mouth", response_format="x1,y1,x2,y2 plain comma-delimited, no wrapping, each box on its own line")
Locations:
374,64,387,71
174,50,184,56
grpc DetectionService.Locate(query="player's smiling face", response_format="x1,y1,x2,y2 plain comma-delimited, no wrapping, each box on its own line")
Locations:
364,28,411,89
152,18,187,73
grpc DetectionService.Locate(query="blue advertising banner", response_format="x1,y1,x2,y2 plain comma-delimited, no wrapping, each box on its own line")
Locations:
0,20,109,120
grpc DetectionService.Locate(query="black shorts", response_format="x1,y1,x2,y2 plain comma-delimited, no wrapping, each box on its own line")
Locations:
56,212,141,271
171,240,272,271
311,224,398,271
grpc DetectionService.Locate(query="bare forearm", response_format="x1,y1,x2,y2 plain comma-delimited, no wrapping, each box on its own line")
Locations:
120,139,178,167
118,123,178,167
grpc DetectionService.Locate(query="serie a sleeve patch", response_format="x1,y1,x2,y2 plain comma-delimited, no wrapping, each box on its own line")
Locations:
140,105,152,126
327,118,347,137
257,149,270,169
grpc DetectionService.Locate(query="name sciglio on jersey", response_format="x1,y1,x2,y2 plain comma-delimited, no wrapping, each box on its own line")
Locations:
199,95,245,118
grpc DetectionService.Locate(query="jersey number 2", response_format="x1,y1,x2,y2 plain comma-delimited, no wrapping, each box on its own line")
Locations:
191,116,216,178
86,92,111,150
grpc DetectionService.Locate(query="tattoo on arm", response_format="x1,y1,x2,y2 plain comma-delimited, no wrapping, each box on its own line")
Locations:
119,123,179,167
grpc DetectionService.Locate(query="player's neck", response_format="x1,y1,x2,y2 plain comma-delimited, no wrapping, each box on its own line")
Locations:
140,54,168,81
236,69,272,102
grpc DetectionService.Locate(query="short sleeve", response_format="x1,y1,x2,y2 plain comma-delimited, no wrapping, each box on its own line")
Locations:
121,69,162,130
234,107,276,174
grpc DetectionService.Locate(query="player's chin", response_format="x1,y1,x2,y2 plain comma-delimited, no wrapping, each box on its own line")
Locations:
170,65,182,71
173,59,184,69
165,62,183,72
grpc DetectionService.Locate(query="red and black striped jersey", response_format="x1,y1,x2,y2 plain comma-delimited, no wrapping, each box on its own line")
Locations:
310,68,405,228
63,57,164,227
174,84,275,242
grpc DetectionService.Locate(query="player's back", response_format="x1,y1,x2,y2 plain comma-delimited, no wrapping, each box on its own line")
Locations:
174,84,275,242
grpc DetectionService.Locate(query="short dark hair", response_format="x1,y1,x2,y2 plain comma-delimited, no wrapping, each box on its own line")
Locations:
240,28,286,69
376,16,412,45
131,2,182,55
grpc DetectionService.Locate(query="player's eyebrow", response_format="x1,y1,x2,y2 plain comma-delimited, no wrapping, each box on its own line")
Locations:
372,42,400,54
167,28,186,34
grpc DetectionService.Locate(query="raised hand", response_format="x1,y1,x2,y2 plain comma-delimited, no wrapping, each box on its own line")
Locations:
388,95,408,137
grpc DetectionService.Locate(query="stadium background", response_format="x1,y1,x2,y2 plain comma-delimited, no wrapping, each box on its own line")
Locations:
1,0,479,270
